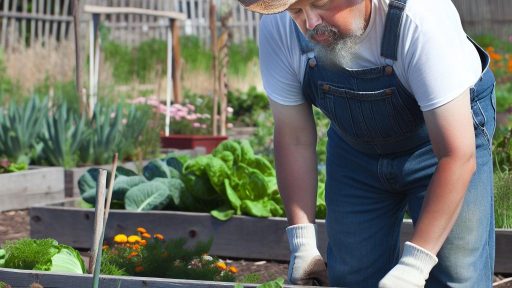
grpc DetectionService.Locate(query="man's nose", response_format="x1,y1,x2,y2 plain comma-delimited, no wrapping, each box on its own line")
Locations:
304,9,322,30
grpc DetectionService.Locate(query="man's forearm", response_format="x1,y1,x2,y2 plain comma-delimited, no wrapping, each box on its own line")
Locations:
274,134,318,226
411,154,476,255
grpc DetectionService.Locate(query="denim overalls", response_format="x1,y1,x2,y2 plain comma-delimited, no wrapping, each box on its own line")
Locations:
294,0,496,287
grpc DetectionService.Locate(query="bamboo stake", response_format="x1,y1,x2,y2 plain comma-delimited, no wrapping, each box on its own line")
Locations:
92,153,118,288
89,169,107,274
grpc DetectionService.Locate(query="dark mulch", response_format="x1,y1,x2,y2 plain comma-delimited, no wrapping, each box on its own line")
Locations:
1,209,511,287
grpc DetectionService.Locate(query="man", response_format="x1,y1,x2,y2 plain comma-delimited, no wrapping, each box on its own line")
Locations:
238,0,496,287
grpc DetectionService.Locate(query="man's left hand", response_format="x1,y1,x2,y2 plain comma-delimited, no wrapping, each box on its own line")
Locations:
379,241,438,288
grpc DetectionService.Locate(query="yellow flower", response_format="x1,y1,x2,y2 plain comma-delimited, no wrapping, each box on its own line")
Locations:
137,227,147,234
215,261,227,270
228,266,238,273
128,235,142,243
153,233,164,240
114,234,128,243
141,233,151,239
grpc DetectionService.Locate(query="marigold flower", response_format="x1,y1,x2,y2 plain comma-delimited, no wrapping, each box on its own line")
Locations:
135,266,144,272
128,251,138,259
133,244,141,250
228,266,238,273
137,227,147,234
128,235,142,243
153,233,164,240
114,234,128,243
140,239,148,246
141,233,151,239
215,261,227,270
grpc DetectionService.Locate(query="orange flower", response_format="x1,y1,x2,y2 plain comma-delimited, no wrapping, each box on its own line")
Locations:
153,233,164,240
102,245,109,251
137,227,147,234
139,239,148,246
215,261,227,270
141,233,151,239
127,251,138,259
133,244,141,250
228,266,238,273
128,235,142,243
508,59,512,73
135,266,144,272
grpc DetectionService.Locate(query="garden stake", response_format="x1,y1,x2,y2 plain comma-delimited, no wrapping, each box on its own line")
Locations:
92,154,119,288
89,169,107,274
103,153,119,228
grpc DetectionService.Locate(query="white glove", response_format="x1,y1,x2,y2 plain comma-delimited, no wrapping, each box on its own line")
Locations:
379,241,439,288
286,223,329,286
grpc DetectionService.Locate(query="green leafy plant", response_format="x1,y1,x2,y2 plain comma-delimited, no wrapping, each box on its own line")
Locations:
37,104,90,168
228,86,269,127
0,159,28,174
0,238,86,274
0,97,48,164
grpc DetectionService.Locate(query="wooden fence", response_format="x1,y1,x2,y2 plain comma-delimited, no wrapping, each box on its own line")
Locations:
0,0,511,50
0,0,261,49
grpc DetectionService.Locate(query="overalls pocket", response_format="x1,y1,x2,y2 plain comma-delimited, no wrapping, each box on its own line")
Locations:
317,82,420,143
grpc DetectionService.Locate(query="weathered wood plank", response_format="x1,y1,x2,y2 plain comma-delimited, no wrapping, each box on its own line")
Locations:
0,267,314,288
0,167,65,212
30,201,512,274
0,11,73,21
83,4,187,21
1,0,9,47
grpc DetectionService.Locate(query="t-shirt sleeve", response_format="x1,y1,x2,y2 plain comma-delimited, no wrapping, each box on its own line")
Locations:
258,14,306,106
399,0,481,111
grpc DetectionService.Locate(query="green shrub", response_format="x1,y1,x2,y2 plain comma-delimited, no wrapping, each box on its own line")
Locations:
495,172,512,229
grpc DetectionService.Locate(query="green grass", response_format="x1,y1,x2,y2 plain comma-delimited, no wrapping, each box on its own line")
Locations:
495,172,512,229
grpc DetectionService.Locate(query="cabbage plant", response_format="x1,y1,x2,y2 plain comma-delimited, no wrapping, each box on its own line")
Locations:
0,238,86,274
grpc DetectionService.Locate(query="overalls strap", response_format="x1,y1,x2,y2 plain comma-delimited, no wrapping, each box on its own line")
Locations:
380,0,408,61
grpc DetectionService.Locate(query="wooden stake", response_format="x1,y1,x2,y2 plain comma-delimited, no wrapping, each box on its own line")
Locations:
89,169,107,274
72,0,84,114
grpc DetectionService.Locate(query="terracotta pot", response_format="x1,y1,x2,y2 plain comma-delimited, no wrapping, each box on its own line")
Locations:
160,134,228,153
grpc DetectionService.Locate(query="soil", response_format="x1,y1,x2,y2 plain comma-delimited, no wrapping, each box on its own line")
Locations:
1,209,511,287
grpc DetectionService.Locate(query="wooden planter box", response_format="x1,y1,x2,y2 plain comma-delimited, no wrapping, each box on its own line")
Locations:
0,167,64,212
0,268,312,288
160,135,228,153
29,199,512,274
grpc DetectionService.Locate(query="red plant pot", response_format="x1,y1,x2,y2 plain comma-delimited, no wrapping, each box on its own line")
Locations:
160,134,228,153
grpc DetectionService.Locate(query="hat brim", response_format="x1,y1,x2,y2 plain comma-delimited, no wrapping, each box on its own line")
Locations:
241,0,295,15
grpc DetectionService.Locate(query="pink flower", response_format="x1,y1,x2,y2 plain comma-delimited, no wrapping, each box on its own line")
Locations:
227,123,234,129
193,122,201,128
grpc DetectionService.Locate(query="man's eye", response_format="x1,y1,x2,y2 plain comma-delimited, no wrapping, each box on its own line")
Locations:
288,8,302,14
312,0,329,8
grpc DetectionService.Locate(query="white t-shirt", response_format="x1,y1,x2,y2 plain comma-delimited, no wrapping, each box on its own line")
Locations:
258,0,482,111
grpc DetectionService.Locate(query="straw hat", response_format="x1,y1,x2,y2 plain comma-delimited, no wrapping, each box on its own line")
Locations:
238,0,298,14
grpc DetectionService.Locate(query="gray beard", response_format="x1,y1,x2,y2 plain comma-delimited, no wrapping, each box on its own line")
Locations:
312,19,366,69
314,35,361,69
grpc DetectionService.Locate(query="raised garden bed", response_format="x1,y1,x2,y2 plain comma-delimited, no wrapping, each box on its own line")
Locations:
0,267,309,288
0,167,64,212
30,199,512,274
29,199,409,263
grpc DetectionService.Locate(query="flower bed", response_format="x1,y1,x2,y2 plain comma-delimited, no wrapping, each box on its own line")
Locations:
0,167,64,212
0,268,300,288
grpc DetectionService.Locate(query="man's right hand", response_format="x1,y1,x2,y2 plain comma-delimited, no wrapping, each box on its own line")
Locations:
287,224,329,286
